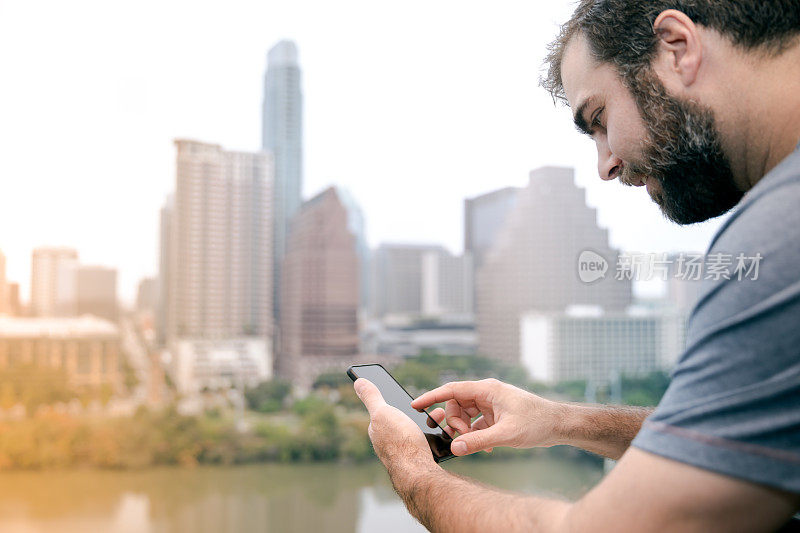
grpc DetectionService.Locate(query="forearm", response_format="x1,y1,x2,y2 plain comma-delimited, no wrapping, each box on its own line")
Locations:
392,464,571,533
553,404,653,460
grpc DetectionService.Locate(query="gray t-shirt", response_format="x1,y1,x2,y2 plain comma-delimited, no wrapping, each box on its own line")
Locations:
632,142,800,494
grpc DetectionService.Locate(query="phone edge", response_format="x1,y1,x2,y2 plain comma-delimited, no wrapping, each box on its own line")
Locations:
345,363,455,463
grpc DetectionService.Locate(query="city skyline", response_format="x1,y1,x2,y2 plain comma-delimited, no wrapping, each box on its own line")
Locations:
0,0,725,303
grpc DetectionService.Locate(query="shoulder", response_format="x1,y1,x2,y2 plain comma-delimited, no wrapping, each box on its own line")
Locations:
689,166,800,338
709,147,800,254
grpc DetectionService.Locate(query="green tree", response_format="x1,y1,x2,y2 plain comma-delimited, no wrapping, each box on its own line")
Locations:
245,380,292,413
313,372,350,389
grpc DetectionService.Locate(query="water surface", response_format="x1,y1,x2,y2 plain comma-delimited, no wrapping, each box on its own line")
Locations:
0,456,603,532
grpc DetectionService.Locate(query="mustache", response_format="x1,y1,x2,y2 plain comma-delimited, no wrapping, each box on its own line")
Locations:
619,163,650,187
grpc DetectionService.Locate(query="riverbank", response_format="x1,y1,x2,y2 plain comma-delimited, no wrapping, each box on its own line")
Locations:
0,402,601,470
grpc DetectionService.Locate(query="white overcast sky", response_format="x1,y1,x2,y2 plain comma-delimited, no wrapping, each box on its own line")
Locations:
0,0,724,303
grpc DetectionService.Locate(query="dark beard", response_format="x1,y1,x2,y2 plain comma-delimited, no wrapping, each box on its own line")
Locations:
619,68,743,225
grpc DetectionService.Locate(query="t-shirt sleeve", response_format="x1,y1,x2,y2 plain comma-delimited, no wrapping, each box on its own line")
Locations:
632,181,800,494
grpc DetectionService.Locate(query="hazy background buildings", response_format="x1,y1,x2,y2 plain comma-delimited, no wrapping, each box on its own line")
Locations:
0,32,702,399
477,167,632,363
370,244,472,320
0,5,732,528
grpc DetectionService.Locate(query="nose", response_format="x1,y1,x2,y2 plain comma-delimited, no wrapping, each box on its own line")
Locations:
596,138,622,181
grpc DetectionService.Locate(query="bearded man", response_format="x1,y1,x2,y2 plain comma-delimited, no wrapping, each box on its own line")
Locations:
355,2,800,531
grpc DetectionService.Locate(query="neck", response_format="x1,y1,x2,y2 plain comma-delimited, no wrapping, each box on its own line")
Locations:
727,43,800,190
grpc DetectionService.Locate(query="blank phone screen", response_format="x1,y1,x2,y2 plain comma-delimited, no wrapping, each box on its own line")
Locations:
348,364,454,462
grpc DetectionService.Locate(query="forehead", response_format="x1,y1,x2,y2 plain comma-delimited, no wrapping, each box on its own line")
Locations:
560,34,620,110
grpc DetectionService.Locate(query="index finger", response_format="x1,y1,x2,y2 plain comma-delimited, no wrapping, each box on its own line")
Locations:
411,381,484,410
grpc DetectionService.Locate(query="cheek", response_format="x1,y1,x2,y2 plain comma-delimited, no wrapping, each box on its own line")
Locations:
607,100,649,161
607,117,648,163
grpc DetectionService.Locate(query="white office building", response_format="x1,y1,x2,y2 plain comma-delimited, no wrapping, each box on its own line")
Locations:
30,247,79,317
170,338,272,394
520,306,687,384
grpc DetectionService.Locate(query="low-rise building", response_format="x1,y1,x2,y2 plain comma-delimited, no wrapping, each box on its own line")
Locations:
362,315,477,358
170,338,272,394
520,306,687,385
0,316,122,390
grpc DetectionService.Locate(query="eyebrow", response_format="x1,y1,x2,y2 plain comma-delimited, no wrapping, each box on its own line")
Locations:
573,98,594,136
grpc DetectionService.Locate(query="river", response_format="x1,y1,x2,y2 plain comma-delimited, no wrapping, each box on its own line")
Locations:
0,456,603,532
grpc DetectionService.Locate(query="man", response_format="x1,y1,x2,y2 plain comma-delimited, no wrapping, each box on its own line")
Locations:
354,1,800,531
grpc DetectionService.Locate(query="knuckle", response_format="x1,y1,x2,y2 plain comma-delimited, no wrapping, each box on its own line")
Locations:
470,433,486,450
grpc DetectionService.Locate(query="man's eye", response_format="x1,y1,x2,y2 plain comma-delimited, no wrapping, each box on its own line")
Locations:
591,108,605,129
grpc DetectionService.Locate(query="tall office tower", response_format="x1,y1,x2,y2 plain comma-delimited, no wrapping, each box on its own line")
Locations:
157,195,174,346
465,187,521,274
166,139,273,342
30,246,79,317
136,277,159,315
76,265,118,322
278,187,359,380
371,244,472,318
0,250,6,315
262,40,303,321
338,188,370,314
477,167,632,363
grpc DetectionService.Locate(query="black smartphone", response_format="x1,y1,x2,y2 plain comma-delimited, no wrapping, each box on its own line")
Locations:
347,363,455,463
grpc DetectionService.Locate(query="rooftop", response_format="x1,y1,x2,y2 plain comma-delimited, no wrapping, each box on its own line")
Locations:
0,315,119,337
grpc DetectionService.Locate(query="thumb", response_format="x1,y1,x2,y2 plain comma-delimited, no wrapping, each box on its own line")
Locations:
354,378,386,415
450,424,507,456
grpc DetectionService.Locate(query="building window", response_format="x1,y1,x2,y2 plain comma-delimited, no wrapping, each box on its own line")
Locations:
77,342,92,374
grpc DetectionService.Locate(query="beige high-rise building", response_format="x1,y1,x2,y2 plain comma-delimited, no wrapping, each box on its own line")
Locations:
165,140,274,342
6,283,21,317
76,265,118,323
278,187,360,381
30,247,79,317
477,167,632,363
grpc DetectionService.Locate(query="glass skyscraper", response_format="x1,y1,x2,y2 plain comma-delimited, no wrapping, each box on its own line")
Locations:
262,40,303,320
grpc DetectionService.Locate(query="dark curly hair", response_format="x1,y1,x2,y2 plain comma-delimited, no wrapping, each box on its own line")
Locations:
542,0,800,102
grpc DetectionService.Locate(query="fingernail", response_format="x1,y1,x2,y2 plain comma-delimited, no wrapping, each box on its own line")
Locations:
353,379,364,396
452,441,467,455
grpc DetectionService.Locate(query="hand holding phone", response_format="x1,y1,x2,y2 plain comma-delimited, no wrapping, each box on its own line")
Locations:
347,364,455,463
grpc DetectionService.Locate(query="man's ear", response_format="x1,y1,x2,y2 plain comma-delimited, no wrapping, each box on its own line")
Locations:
653,9,702,87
